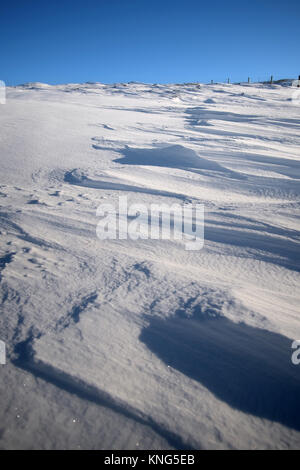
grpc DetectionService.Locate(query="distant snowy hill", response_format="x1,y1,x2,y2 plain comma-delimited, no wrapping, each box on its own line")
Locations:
0,80,300,449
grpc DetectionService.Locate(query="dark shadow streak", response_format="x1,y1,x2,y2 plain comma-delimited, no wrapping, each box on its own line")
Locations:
13,339,195,450
64,169,188,201
112,145,245,181
140,313,300,431
185,107,259,125
204,224,300,272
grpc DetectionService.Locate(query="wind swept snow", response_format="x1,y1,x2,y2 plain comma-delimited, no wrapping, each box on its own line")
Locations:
0,81,300,449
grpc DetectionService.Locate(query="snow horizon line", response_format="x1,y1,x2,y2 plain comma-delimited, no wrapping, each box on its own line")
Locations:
6,77,297,88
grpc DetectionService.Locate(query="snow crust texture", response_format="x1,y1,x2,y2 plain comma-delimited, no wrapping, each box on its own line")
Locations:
0,81,300,449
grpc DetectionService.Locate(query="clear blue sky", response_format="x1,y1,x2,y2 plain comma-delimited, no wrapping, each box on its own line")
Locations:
1,0,299,85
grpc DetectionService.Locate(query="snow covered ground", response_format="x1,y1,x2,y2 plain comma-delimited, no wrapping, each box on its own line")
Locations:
0,80,300,449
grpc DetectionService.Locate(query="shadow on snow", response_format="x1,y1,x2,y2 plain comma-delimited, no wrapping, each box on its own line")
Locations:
140,311,300,431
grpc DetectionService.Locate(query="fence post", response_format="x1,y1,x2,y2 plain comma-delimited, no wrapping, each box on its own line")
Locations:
298,75,300,88
227,78,230,84
270,75,273,84
248,77,250,84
